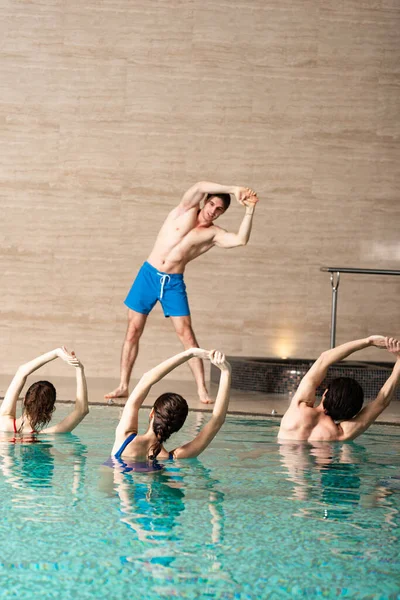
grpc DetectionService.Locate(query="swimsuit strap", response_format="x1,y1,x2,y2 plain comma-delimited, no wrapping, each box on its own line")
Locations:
12,417,36,437
114,432,137,459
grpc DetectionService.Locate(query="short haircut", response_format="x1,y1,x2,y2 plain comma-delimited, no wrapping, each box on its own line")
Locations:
323,377,364,422
206,193,231,211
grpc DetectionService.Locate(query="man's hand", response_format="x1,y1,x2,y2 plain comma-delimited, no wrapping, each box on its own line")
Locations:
368,335,387,348
233,186,259,207
386,337,400,357
368,335,400,355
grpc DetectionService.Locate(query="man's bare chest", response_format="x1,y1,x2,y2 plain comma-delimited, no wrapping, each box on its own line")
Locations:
179,226,215,249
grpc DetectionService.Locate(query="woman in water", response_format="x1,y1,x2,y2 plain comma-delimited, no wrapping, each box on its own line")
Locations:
0,346,89,435
111,347,231,462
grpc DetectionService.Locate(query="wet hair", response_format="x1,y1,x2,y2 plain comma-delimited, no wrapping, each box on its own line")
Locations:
205,193,231,211
23,381,56,432
323,377,364,422
149,392,189,459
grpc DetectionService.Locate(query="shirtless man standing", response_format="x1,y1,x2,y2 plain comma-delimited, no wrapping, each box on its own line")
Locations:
278,335,400,442
105,181,258,403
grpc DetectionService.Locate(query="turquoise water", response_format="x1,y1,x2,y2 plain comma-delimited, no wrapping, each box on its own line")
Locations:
0,406,399,599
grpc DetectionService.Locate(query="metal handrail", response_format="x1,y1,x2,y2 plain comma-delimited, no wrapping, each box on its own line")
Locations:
320,267,400,348
321,267,400,276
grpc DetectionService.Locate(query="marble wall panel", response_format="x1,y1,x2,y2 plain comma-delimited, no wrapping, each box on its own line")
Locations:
1,0,399,383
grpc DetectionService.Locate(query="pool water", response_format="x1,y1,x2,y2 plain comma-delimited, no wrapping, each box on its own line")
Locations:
0,406,399,599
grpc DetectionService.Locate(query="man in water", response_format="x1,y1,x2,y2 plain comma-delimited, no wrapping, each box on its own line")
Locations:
105,181,258,403
278,335,400,441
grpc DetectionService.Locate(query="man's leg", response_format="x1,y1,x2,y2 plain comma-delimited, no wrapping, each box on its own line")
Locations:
170,315,213,404
105,310,148,399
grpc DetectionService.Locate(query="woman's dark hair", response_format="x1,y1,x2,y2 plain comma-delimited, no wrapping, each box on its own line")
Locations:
23,381,56,432
323,377,364,422
150,392,189,459
206,193,231,211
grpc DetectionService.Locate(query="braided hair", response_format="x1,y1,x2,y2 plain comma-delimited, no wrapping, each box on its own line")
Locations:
23,381,56,432
149,393,189,459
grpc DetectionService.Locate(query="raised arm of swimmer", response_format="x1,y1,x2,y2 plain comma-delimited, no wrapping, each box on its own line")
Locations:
115,348,202,439
278,335,399,442
339,337,400,440
0,347,89,434
43,351,89,433
292,336,388,408
0,349,61,421
172,351,232,459
112,348,231,461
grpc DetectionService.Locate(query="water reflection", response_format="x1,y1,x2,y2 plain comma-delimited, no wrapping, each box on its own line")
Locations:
278,441,363,520
100,457,226,568
0,434,88,514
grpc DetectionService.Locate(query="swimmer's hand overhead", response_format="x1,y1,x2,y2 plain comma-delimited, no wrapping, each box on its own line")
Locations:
209,350,230,372
56,346,84,369
368,335,390,349
386,337,400,357
188,347,213,360
368,335,400,356
187,348,230,370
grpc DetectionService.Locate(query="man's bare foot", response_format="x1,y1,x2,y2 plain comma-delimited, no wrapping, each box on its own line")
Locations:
198,388,214,404
104,386,129,400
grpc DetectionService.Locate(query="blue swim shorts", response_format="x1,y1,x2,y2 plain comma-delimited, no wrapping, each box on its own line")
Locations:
124,261,190,318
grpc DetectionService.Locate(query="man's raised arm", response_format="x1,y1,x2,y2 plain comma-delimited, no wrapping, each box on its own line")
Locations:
214,198,258,248
178,181,241,213
291,336,388,407
340,337,400,440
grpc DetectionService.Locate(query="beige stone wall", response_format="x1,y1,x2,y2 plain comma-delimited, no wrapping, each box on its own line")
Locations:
1,0,399,381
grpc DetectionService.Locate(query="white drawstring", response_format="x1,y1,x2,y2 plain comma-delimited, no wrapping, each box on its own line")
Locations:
157,273,170,299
